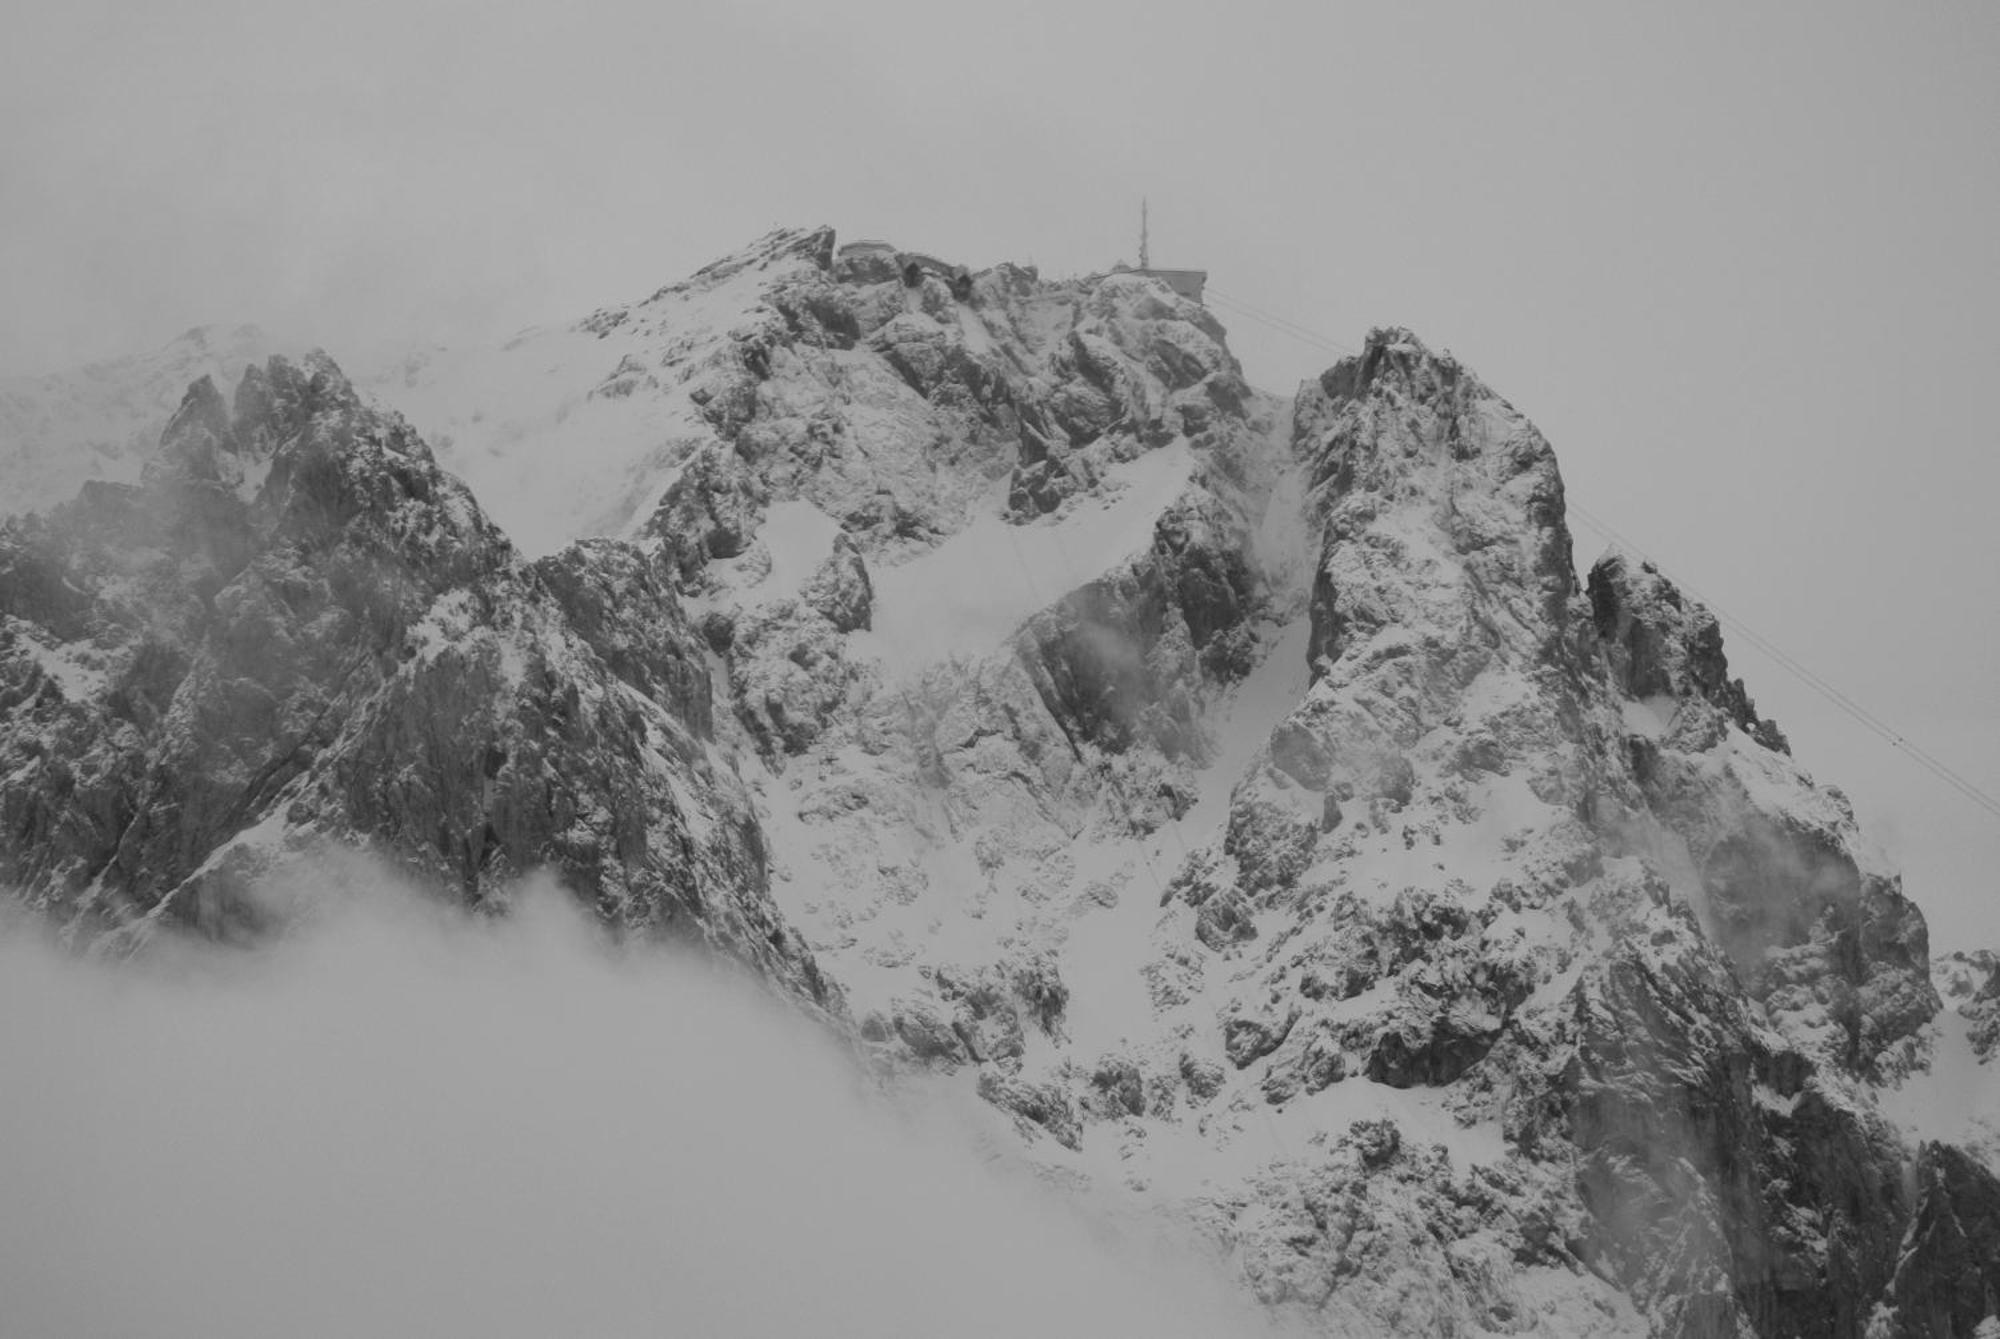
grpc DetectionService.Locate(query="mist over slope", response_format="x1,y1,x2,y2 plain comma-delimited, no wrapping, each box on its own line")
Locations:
0,871,1280,1339
3,228,1998,1337
0,324,295,519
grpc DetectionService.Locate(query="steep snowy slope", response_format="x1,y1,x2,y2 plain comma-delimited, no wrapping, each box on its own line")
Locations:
360,230,840,556
4,229,1996,1338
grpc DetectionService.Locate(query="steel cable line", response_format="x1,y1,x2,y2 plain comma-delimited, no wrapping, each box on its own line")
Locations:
1207,287,1353,348
1206,288,1357,359
1563,501,2000,822
1206,294,2000,825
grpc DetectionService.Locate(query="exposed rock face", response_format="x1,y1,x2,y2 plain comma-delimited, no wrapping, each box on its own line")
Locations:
1112,326,1965,1336
0,353,830,1006
1874,1143,2000,1337
5,234,1997,1337
1590,553,1789,753
1015,490,1260,768
802,533,872,632
1586,552,1937,1080
638,252,1258,607
1937,949,2000,1061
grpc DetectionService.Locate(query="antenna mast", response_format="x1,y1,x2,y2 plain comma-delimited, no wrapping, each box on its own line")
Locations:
1140,198,1151,270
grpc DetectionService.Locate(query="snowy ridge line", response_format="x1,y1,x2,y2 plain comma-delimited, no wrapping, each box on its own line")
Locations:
1567,499,2000,822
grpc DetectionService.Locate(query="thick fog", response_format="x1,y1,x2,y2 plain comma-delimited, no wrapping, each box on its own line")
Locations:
0,871,1284,1339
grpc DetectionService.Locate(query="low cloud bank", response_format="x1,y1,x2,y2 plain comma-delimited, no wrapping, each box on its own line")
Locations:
0,873,1276,1339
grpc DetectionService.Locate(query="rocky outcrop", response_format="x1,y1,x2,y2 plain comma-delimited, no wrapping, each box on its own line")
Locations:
1585,550,1938,1078
0,353,832,1006
612,234,1262,598
1934,949,2000,1061
2,352,499,912
1542,899,1920,1337
1012,488,1260,775
1,323,287,522
801,533,872,633
1871,1143,2000,1337
1589,553,1788,752
531,540,715,737
724,601,864,755
977,1071,1082,1150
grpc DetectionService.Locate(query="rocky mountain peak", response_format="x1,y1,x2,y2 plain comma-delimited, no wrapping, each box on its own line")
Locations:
1292,326,1574,681
235,349,369,439
137,349,382,497
147,373,238,483
2,322,296,521
3,230,1996,1337
1316,324,1466,402
0,345,830,1005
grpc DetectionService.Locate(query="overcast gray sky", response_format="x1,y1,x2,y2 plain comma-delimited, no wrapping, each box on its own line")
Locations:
4,0,1997,945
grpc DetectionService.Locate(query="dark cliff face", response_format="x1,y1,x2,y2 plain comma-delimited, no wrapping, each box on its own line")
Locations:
1586,550,1938,1078
0,353,831,1005
1589,553,1789,753
1015,490,1260,767
1550,906,1924,1338
1878,1143,2000,1337
2,352,497,911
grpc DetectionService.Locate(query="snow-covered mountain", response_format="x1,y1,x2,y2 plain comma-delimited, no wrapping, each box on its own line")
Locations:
3,227,1996,1337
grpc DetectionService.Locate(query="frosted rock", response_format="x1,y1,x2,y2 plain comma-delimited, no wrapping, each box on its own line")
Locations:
801,533,872,633
6,242,1996,1337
